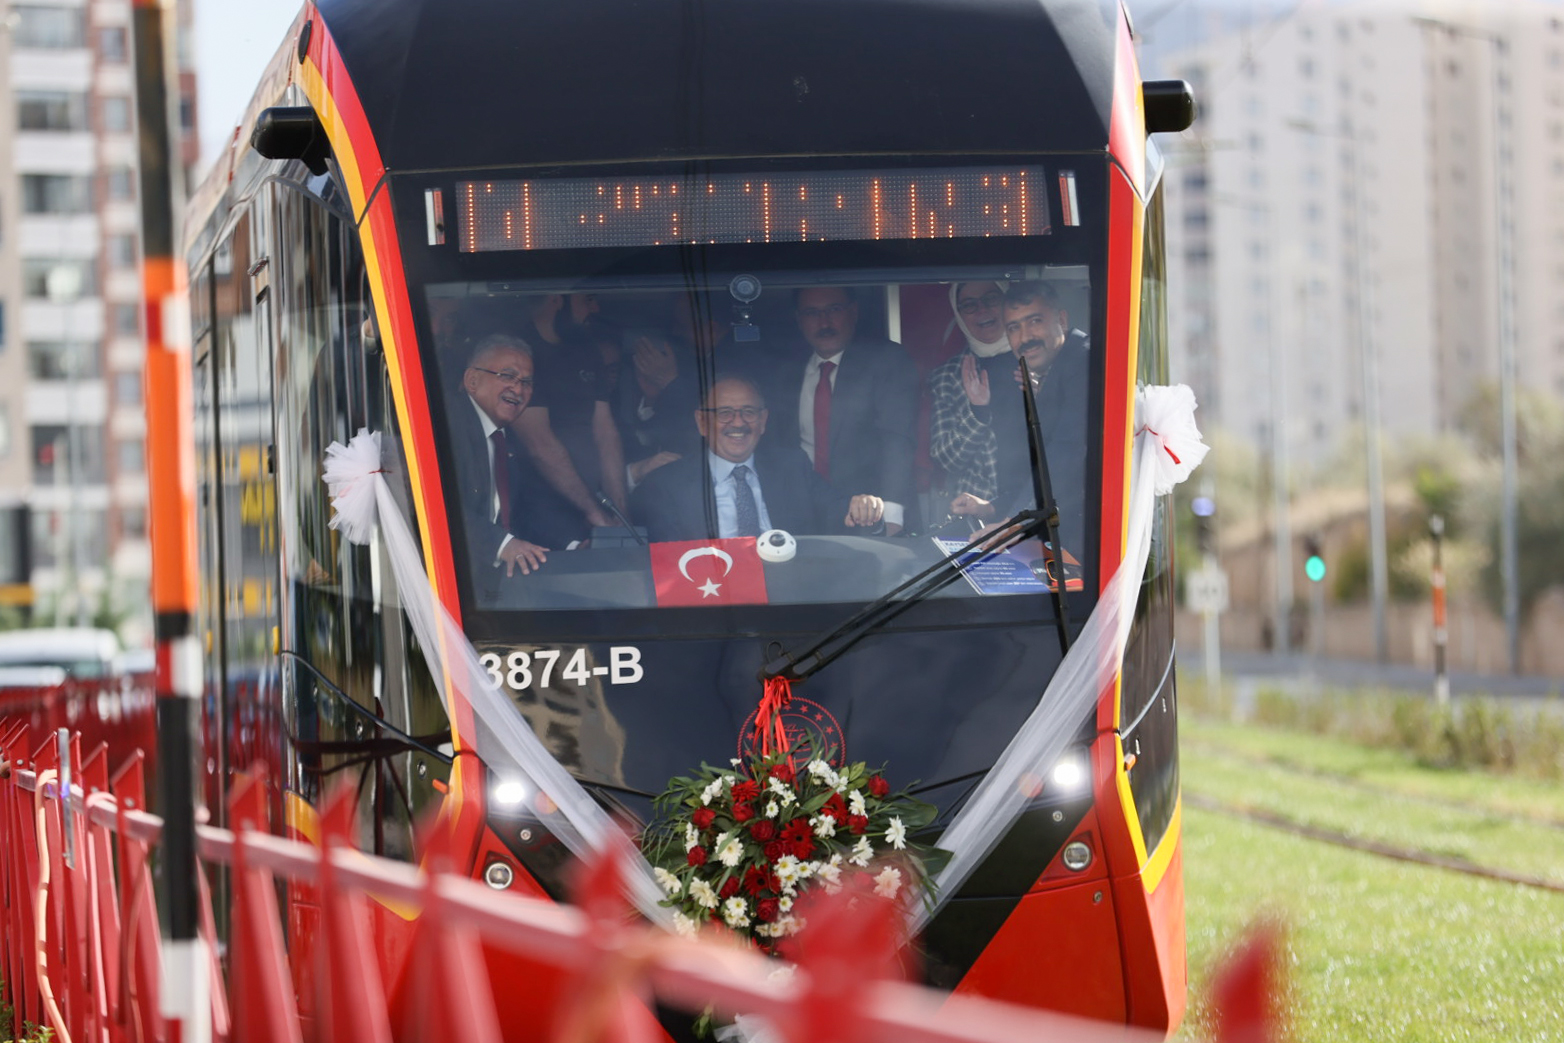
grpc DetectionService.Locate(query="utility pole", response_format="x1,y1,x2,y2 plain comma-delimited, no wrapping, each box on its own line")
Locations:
1430,514,1449,706
133,1,207,1041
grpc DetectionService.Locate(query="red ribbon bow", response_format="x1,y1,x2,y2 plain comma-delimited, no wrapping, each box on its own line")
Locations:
754,677,794,759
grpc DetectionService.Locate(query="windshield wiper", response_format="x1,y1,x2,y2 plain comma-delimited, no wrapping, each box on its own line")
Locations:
760,356,1072,683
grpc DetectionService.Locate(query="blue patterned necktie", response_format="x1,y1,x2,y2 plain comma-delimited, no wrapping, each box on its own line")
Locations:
731,465,761,537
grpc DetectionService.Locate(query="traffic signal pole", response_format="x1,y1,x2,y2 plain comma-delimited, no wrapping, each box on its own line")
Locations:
133,1,208,1040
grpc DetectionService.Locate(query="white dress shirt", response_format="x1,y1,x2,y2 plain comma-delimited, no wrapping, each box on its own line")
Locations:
707,451,773,538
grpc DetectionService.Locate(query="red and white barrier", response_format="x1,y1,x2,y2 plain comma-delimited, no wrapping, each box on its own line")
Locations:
0,719,1280,1043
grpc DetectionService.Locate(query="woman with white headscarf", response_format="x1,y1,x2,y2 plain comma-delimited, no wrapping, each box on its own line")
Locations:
928,280,1010,502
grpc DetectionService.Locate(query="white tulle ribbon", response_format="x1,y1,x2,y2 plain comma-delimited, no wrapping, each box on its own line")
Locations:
914,383,1208,930
1137,383,1210,496
322,428,671,925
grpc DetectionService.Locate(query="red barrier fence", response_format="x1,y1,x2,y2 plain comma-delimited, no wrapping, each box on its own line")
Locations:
0,719,1280,1043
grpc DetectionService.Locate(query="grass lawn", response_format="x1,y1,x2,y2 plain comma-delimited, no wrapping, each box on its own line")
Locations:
1179,719,1564,1042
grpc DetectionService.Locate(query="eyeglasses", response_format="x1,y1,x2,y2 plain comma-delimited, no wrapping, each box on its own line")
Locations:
797,303,851,322
700,406,764,423
469,366,534,389
957,291,1005,315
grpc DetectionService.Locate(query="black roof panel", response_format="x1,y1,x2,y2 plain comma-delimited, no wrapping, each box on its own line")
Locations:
313,0,1120,172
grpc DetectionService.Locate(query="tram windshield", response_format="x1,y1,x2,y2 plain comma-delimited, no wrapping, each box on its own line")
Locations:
403,164,1103,625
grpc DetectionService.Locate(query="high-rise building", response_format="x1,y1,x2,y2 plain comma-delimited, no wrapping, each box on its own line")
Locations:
0,0,198,640
1150,0,1564,465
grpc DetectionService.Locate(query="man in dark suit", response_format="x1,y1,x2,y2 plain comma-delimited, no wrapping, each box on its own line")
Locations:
771,287,919,534
948,281,1090,552
448,334,551,576
630,376,886,543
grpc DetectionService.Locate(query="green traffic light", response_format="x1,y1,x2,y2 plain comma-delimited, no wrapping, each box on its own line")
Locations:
1305,556,1326,583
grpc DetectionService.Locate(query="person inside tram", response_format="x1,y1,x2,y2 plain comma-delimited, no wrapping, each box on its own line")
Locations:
629,374,886,543
929,281,1010,505
948,280,1089,550
767,287,920,535
511,295,625,543
449,334,551,577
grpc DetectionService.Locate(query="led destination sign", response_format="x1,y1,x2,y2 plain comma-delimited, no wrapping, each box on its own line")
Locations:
456,167,1055,252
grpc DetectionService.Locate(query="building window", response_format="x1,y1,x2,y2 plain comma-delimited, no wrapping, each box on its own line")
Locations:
116,438,145,474
121,506,147,539
107,168,135,202
107,235,138,269
17,91,88,132
99,26,128,62
113,303,141,337
22,175,94,214
28,341,100,381
114,370,143,406
32,425,105,485
12,6,87,48
21,260,97,301
101,96,133,134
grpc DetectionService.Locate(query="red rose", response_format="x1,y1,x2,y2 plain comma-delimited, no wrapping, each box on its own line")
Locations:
848,814,869,835
687,846,707,867
823,793,849,822
868,775,891,798
757,898,780,923
732,780,761,803
691,807,716,829
719,876,740,899
763,841,784,863
733,802,756,822
769,763,796,785
749,820,777,842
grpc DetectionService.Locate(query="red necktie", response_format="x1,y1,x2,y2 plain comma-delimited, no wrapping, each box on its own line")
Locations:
813,359,835,478
490,429,511,530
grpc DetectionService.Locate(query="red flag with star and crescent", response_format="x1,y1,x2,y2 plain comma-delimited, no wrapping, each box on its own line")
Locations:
649,538,769,607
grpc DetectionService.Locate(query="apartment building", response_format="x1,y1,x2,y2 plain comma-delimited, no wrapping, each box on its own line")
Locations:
0,0,197,638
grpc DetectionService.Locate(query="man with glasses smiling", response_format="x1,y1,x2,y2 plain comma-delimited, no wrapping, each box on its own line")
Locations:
451,335,551,577
630,375,886,543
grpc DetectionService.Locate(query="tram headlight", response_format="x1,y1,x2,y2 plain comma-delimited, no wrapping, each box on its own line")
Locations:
1050,752,1089,792
484,860,515,890
492,779,528,807
1061,840,1093,872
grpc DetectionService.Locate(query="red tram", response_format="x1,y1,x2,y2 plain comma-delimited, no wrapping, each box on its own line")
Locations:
184,0,1195,1034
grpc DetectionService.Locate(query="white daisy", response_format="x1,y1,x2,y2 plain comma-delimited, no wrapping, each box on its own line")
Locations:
874,866,903,899
700,779,724,806
766,777,797,806
684,822,700,851
779,895,794,912
730,758,743,767
689,879,719,909
850,836,873,867
672,911,699,937
806,760,840,789
774,855,805,889
765,800,780,819
812,814,837,838
654,867,683,895
722,896,751,928
817,855,844,892
848,789,867,817
717,835,746,867
885,816,907,851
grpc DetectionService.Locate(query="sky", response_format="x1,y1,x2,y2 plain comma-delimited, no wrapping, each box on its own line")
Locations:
192,0,303,175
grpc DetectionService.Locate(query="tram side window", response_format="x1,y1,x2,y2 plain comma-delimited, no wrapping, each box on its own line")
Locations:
1120,184,1179,857
273,188,449,858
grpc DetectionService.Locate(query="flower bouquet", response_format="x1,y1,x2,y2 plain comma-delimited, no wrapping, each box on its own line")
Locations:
643,747,946,954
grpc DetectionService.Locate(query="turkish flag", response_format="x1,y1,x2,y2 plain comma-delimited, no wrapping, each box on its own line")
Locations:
649,538,769,607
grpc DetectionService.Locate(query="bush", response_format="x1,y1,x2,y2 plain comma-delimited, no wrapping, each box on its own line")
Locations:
1190,677,1564,781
